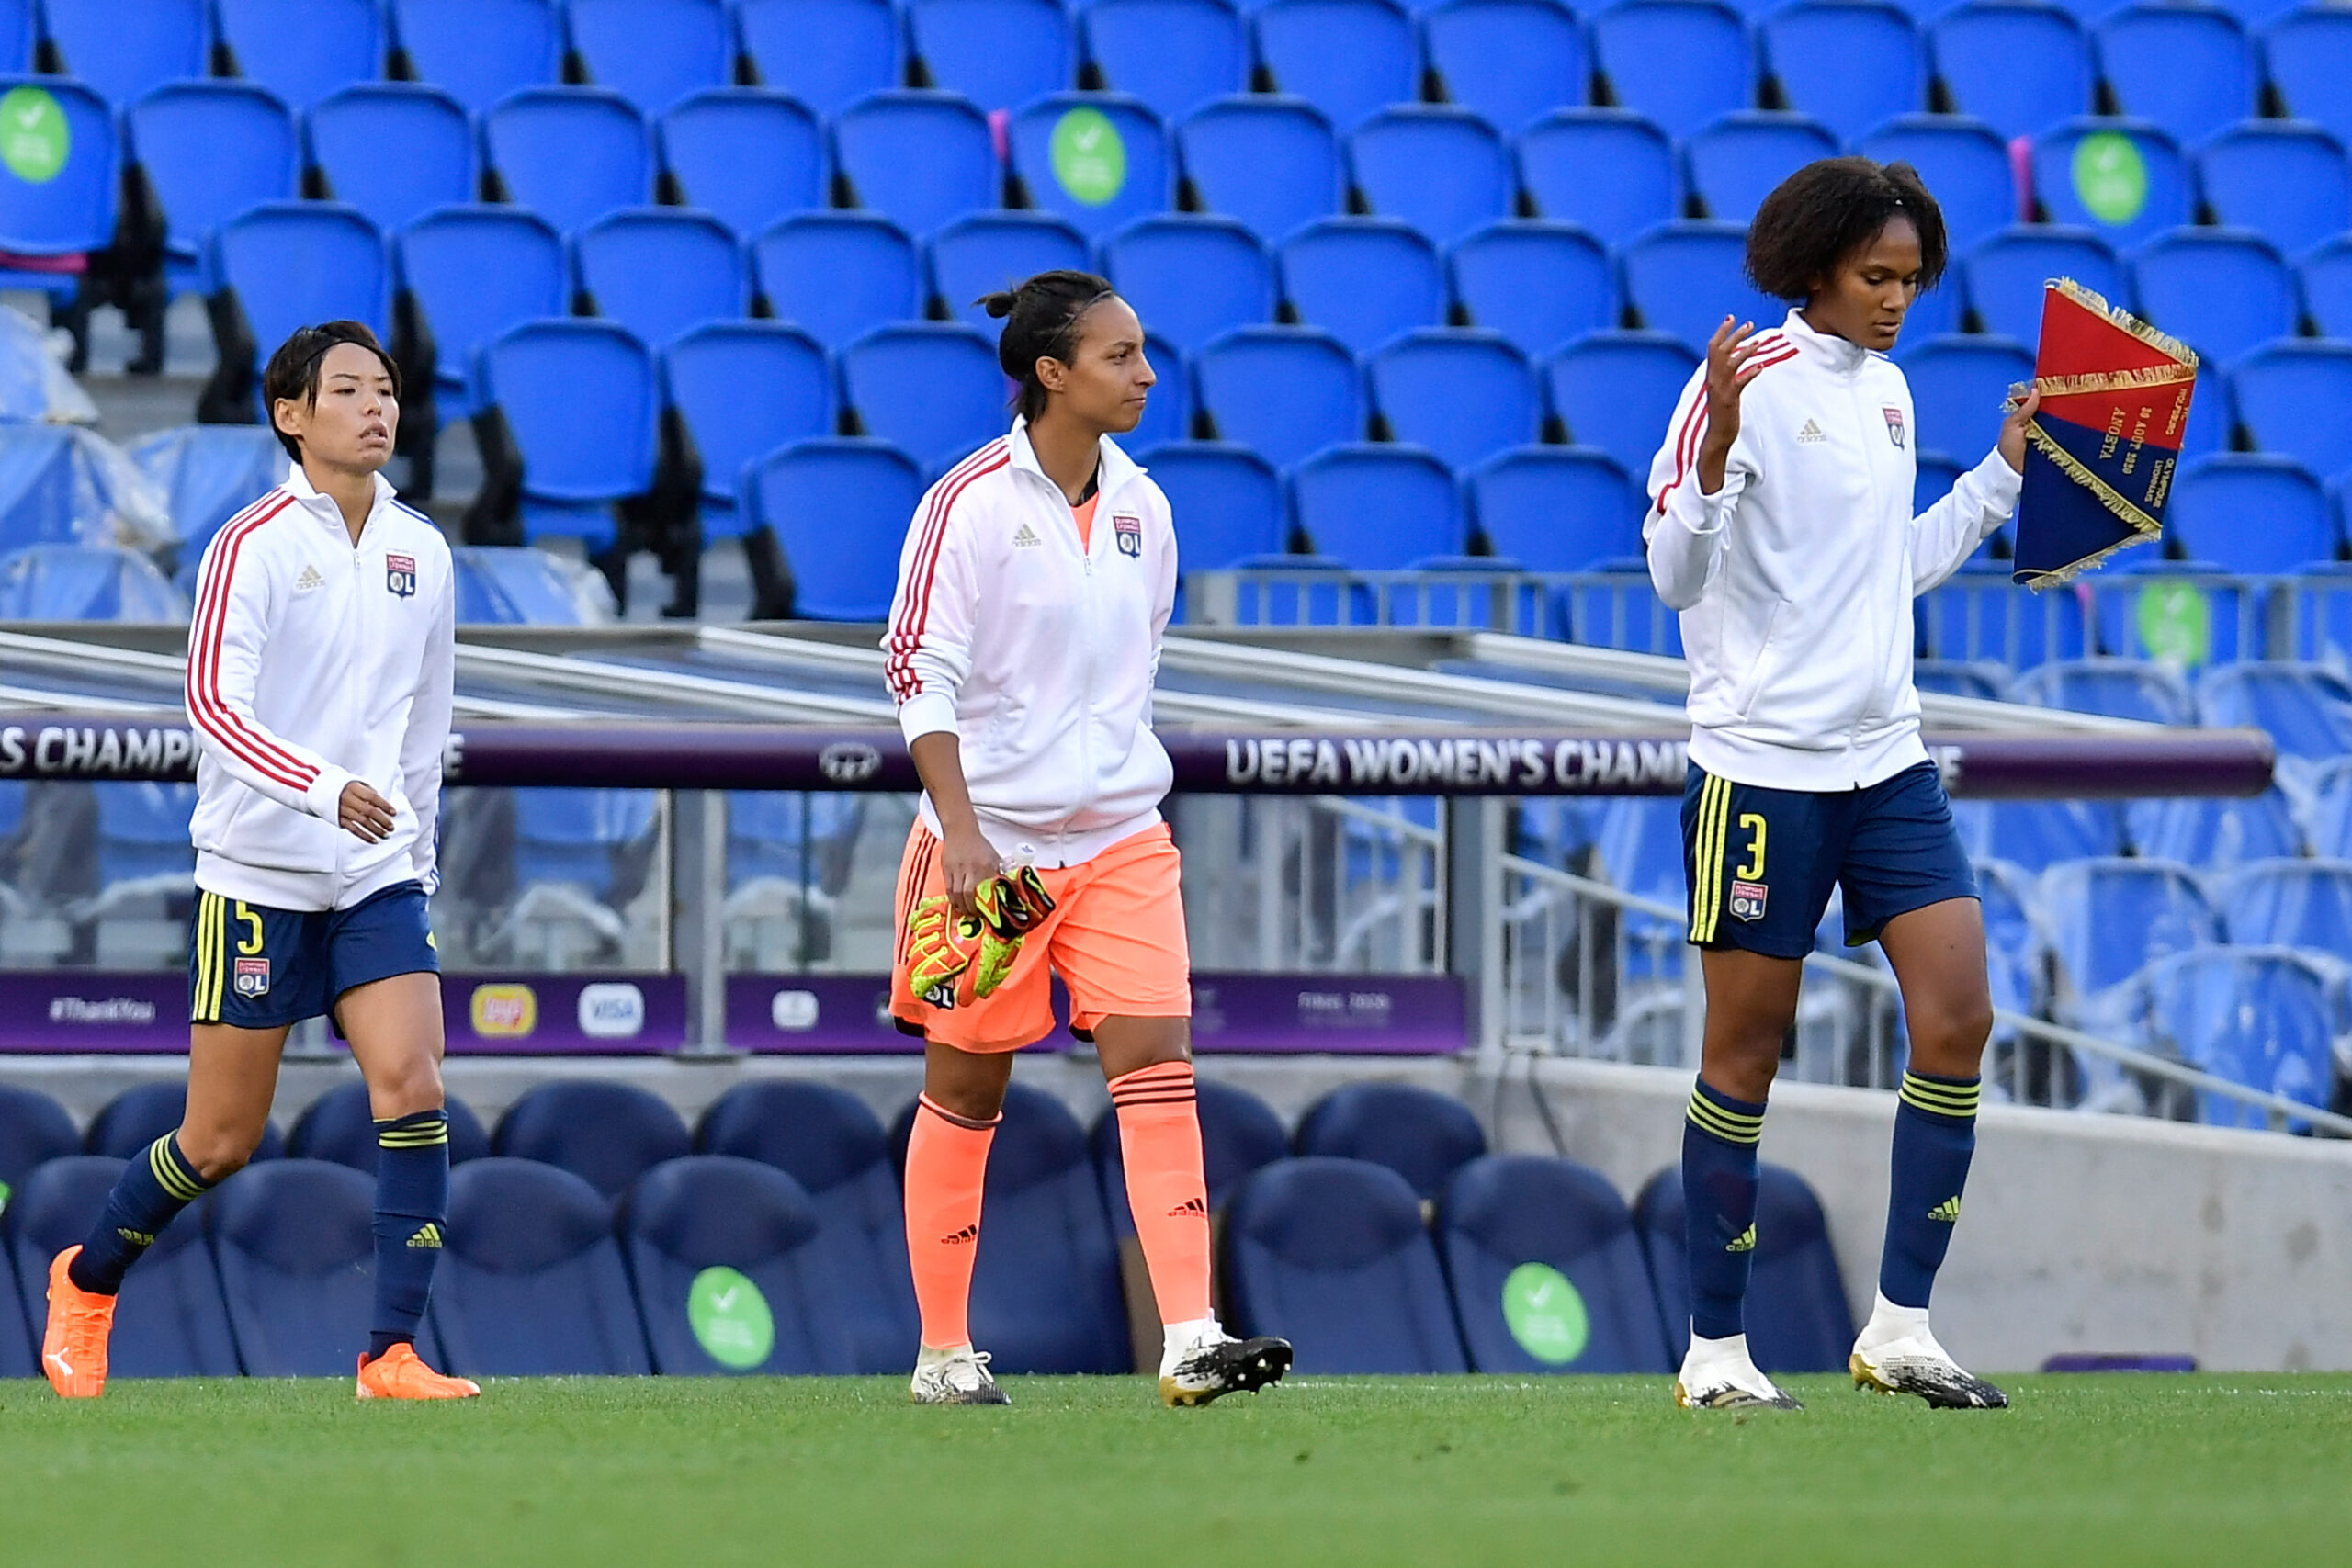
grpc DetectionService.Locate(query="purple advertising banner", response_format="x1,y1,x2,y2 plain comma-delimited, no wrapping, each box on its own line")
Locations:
727,974,923,1055
0,972,186,1052
444,973,686,1055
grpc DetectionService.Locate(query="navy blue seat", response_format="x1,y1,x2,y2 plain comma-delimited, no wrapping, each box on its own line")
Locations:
2266,6,2352,150
658,89,824,239
1195,325,1364,468
1859,114,2017,252
1633,1164,1854,1370
753,212,922,352
397,206,566,420
2131,786,2303,870
1253,0,1416,132
1291,444,1464,567
1930,0,2093,140
483,86,653,234
87,1082,283,1163
92,780,199,886
1900,334,2037,468
834,90,999,238
1621,221,1780,355
1177,96,1344,242
492,1080,691,1199
1082,0,1247,120
1543,330,1702,481
2199,661,2352,761
907,0,1076,112
624,1155,862,1374
0,1083,76,1194
1133,442,1288,566
44,0,205,107
1423,0,1588,132
1090,1077,1289,1236
0,76,115,293
478,319,660,547
127,82,300,296
1449,221,1612,360
1278,217,1443,355
736,0,900,116
744,439,925,619
2220,858,2352,952
695,1080,917,1372
2233,342,2352,480
286,1082,492,1175
1224,1156,1467,1372
2030,118,2189,253
1008,93,1170,241
2307,237,2352,342
217,0,383,111
214,205,390,402
1951,796,2128,873
1518,107,1676,250
932,213,1090,331
2038,857,2222,1002
8,1156,241,1376
2196,123,2351,263
568,0,732,114
209,1159,399,1375
574,208,746,348
1760,1,1926,145
1588,0,1755,140
451,545,605,624
1369,329,1541,471
1470,446,1643,570
307,85,473,237
2117,949,2338,1126
2128,229,2294,369
1438,1154,1671,1374
2093,2,2253,145
428,1157,650,1374
840,321,1005,478
1101,214,1272,355
663,321,833,534
391,0,563,115
1684,113,1840,227
1293,1081,1487,1199
2012,657,2194,725
1965,228,2122,344
2168,455,2334,573
1351,107,1517,246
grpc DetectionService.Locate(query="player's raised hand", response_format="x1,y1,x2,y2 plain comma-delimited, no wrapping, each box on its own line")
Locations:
1999,386,2042,475
338,780,396,842
1695,316,1767,494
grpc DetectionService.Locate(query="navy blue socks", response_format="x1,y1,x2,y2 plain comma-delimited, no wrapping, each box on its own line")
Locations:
1880,1071,1980,1310
67,1134,215,1295
1681,1079,1767,1341
368,1109,450,1361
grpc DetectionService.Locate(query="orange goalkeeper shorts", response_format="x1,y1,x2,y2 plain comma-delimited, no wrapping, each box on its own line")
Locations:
890,819,1192,1052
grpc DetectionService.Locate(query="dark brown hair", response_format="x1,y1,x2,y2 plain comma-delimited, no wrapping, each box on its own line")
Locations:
978,269,1117,423
1746,157,1948,303
262,321,401,460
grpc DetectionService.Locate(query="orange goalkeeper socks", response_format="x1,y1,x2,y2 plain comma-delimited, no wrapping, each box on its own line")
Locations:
1110,1061,1213,1325
903,1093,998,1349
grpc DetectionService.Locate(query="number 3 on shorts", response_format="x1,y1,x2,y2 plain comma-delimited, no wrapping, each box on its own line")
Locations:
1735,814,1766,882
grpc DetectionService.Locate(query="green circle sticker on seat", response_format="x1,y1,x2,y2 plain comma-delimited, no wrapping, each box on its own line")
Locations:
2073,131,2148,227
0,87,68,185
1500,1262,1589,1365
1050,107,1125,207
687,1266,774,1370
2135,580,2211,668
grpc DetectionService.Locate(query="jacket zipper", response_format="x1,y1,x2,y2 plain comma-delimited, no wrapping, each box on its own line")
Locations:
1849,370,1889,749
1072,476,1101,841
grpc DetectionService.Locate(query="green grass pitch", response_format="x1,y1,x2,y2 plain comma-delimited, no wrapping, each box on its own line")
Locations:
4,1374,2347,1566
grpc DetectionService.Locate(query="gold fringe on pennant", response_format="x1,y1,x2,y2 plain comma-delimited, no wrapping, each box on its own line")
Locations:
2010,421,2166,592
2030,364,2199,398
2047,277,2200,371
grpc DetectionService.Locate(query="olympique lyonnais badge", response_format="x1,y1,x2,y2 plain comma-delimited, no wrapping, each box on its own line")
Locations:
233,956,270,997
385,552,417,598
1883,406,1905,448
1114,514,1143,558
2009,279,2199,591
1729,880,1768,921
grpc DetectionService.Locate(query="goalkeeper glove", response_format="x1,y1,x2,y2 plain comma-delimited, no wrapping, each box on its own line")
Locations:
962,865,1057,1000
905,894,976,1010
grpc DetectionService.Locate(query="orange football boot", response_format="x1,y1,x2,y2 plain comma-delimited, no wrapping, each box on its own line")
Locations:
356,1341,481,1401
42,1246,116,1398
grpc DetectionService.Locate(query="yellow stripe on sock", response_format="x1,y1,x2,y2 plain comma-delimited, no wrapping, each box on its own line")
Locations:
1900,1074,1981,1118
148,1135,202,1201
1686,1090,1764,1145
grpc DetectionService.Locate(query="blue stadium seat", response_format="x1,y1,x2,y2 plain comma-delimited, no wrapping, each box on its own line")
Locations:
1294,1082,1487,1199
1683,113,1841,226
306,85,473,237
129,426,280,562
1254,0,1418,132
2030,118,2189,253
1177,96,1344,241
2196,122,2352,263
2219,857,2352,951
397,206,566,420
1134,442,1289,565
2315,238,2352,341
2127,229,2295,369
0,426,99,553
1438,1154,1671,1374
1291,444,1466,567
1225,1156,1467,1372
1930,0,2094,140
0,1083,75,1192
1913,451,1968,520
2116,948,2338,1126
509,786,657,895
2168,455,2335,572
1633,1164,1855,1370
568,0,732,114
482,86,653,234
1859,115,2017,252
2233,342,2352,480
833,89,999,238
427,1157,649,1375
1351,107,1518,245
695,1080,917,1373
1130,332,1191,453
450,545,608,623
753,212,922,352
43,0,206,107
2131,785,2303,870
1760,1,1926,145
2265,6,2352,150
1101,214,1273,355
735,0,900,116
1543,330,1701,481
658,88,824,239
87,1081,283,1163
931,213,1090,332
127,82,300,296
209,1159,395,1375
1278,217,1443,355
1368,329,1541,471
1082,0,1247,120
1008,93,1170,241
2311,760,2352,857
907,0,1076,112
287,1082,491,1174
1448,222,1611,361
1621,222,1780,355
1588,0,1756,141
0,0,28,70
478,319,659,547
1091,1077,1289,1239
2199,661,2352,760
744,439,925,618
2092,560,2256,669
214,204,390,400
888,1082,1131,1373
391,0,563,115
1974,854,2042,1022
493,1080,691,1199
573,208,747,348
1517,108,1677,250
1900,334,2037,463
92,779,198,886
840,321,1005,477
662,321,832,532
217,0,383,111
8,1156,241,1376
1423,0,1588,132
0,545,185,621
2093,3,2252,145
1195,325,1364,467
1469,446,1642,570
2037,857,2222,1003
1951,797,2128,873
2012,657,2195,724
0,76,116,285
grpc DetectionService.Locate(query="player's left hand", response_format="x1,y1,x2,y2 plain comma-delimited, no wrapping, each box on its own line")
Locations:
1998,387,2042,475
339,780,396,842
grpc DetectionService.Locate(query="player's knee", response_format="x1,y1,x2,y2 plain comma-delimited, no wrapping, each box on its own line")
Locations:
366,1054,445,1122
1911,993,1995,1066
176,1122,262,1183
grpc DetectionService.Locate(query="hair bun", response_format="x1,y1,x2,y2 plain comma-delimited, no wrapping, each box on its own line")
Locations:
978,289,1020,319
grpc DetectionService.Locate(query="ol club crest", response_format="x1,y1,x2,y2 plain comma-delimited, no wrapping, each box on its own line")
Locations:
1883,406,1906,449
233,956,271,997
1729,880,1769,922
385,552,417,598
1113,515,1142,559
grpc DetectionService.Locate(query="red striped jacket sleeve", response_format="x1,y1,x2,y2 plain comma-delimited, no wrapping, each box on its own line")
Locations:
1643,336,1799,611
882,441,1006,744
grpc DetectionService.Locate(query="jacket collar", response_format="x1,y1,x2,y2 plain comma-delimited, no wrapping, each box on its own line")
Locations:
1778,308,1871,378
283,461,398,537
1007,416,1143,503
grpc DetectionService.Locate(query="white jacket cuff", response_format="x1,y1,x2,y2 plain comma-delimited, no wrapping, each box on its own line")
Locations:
899,693,960,746
303,765,355,823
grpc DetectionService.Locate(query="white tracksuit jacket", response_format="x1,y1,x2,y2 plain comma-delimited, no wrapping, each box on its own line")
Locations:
1645,309,2024,793
883,418,1178,869
185,464,456,911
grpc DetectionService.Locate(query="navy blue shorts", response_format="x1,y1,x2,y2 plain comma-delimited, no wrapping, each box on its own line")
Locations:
188,880,439,1029
1680,761,1976,960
